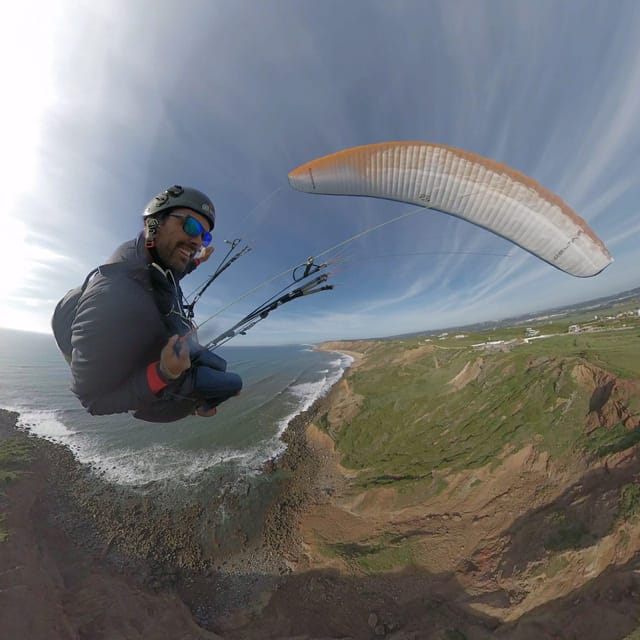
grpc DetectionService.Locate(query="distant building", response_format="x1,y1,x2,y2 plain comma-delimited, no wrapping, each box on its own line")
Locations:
525,327,539,337
568,324,581,333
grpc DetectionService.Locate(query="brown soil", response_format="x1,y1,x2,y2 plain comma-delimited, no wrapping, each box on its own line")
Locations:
448,357,484,391
0,412,221,640
2,343,640,640
290,346,640,639
572,362,640,431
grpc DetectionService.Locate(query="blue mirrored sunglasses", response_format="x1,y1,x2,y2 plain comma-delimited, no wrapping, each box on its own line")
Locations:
169,213,212,247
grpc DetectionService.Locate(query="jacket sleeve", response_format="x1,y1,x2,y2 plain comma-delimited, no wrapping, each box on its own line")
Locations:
69,271,168,415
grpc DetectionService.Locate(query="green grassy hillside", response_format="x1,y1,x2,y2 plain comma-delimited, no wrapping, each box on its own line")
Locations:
326,323,640,490
0,432,36,541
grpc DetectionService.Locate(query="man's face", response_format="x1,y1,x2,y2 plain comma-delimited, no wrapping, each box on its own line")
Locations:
153,208,212,273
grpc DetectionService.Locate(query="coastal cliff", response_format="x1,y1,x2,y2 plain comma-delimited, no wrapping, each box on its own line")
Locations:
306,335,640,639
2,327,640,639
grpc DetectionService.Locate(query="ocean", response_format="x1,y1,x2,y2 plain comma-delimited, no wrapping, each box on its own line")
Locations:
0,328,351,487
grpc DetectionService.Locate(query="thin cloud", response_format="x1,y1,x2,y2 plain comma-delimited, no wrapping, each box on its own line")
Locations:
3,1,638,343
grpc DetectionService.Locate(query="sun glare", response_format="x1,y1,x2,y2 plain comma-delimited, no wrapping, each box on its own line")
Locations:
0,2,69,333
1,2,64,205
0,218,30,300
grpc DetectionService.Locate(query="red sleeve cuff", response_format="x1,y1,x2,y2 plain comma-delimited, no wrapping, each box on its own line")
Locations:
147,362,168,394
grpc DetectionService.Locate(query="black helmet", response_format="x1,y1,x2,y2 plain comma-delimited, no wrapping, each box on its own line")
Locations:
144,185,215,230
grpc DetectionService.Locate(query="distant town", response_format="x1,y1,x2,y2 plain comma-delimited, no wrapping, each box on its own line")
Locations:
380,286,640,345
418,305,640,352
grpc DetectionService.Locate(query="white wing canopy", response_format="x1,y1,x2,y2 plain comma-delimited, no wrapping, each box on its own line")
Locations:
288,142,613,277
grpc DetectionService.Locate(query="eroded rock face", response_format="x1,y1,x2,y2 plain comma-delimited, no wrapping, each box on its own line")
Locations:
448,358,484,391
572,363,640,430
4,330,640,640
325,378,364,428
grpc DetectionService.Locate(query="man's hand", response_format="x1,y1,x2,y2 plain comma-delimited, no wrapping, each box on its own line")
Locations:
159,335,191,380
196,246,214,264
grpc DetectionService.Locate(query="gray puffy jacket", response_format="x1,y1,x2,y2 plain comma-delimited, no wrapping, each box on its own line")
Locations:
68,234,214,422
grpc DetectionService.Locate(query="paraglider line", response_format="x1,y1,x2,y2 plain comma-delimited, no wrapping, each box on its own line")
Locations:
194,205,427,333
183,187,283,300
334,250,511,265
232,186,283,235
311,205,427,261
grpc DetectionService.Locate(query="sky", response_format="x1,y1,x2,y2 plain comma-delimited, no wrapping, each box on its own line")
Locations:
2,0,639,346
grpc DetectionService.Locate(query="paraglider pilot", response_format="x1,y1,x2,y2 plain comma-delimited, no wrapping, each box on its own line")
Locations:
52,185,243,423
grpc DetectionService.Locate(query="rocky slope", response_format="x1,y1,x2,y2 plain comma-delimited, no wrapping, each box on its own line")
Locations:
0,410,221,640
300,339,640,639
2,330,640,639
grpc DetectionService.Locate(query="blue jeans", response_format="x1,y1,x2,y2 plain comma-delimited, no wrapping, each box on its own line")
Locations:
186,349,243,411
191,366,243,410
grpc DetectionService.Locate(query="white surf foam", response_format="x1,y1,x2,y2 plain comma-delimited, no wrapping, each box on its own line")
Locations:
15,408,76,441
9,406,260,486
4,349,355,487
81,443,258,485
271,351,353,439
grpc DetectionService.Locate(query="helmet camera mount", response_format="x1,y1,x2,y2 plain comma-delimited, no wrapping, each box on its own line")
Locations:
144,216,160,249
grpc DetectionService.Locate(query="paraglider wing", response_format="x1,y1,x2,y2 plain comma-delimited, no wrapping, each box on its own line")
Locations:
288,142,612,277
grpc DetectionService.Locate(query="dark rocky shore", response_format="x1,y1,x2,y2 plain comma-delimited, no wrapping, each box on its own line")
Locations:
5,341,640,640
0,383,347,639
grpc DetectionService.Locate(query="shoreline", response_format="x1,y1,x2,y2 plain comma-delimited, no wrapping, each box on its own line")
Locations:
0,343,367,637
5,332,640,639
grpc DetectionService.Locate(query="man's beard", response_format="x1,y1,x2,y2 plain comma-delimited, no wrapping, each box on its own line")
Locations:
158,242,195,273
